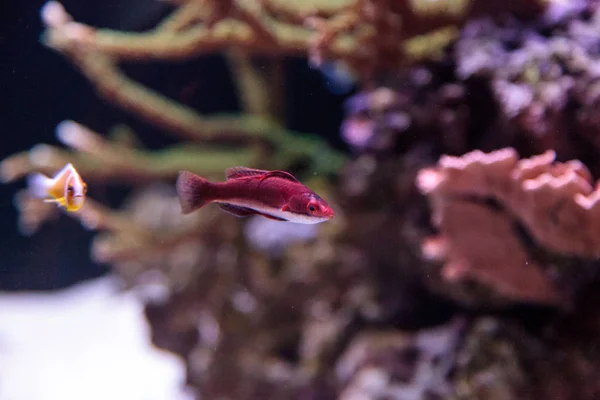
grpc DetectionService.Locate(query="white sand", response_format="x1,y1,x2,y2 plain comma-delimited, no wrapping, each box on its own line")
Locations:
0,276,193,400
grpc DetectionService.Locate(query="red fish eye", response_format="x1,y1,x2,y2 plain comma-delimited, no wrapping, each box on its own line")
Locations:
309,205,315,212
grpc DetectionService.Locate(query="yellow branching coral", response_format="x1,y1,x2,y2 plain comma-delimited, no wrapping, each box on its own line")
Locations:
0,121,258,185
37,1,346,176
40,0,549,79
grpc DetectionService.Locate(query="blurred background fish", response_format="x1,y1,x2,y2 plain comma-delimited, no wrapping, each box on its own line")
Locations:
27,163,87,212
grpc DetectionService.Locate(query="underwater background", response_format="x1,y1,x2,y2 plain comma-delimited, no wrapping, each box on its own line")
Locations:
0,0,347,291
3,0,600,399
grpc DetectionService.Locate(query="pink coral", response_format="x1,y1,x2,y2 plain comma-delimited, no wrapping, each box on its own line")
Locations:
422,201,563,304
417,148,600,304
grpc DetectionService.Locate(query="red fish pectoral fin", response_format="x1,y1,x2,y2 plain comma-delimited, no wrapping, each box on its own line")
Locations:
217,203,256,218
281,204,290,212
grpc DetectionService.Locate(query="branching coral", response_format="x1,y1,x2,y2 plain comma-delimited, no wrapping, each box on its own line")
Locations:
0,121,258,185
36,1,346,178
39,0,548,80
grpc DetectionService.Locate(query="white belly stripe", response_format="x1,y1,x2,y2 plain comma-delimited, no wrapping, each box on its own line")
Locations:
216,199,329,224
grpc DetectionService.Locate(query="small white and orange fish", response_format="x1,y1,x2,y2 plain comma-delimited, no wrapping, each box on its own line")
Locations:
27,163,87,212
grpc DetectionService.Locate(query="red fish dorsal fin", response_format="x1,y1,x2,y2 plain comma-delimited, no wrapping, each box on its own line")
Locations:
225,167,270,180
225,167,300,183
259,171,299,183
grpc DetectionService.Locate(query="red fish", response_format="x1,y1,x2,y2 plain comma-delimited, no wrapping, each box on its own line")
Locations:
176,167,334,224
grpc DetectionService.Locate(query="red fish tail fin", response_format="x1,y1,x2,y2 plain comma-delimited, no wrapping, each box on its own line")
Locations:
176,171,212,214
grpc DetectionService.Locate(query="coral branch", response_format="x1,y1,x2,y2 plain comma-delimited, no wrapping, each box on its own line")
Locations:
58,48,343,172
12,190,60,236
49,49,272,142
37,2,346,176
0,122,258,184
42,6,353,62
41,0,546,81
